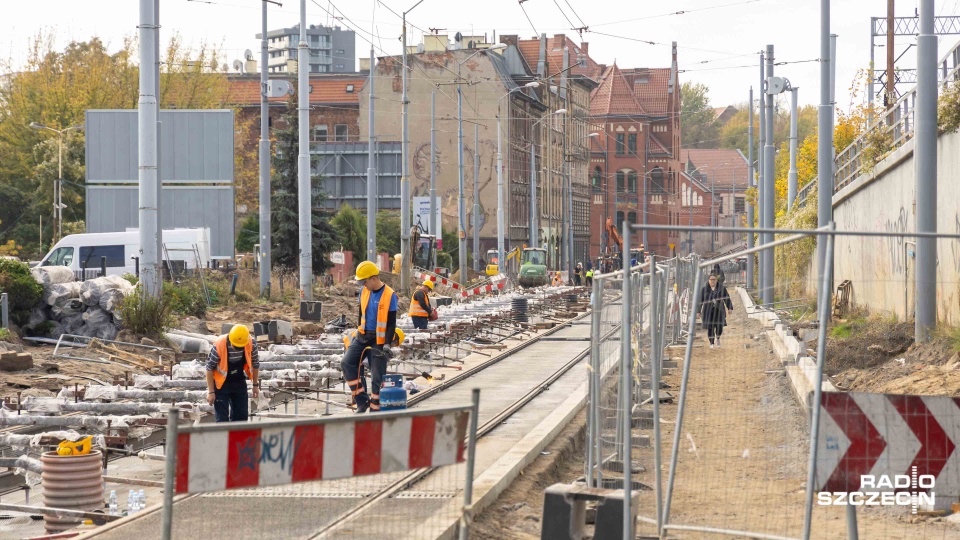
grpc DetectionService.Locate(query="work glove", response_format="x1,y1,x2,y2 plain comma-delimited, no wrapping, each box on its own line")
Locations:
382,345,394,358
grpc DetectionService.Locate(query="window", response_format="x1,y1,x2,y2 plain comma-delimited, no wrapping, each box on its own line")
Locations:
336,64,345,69
78,245,125,268
312,125,328,143
336,49,345,55
592,166,602,192
735,196,745,213
628,134,637,155
616,211,625,232
334,124,349,142
616,171,625,192
650,168,665,193
346,84,355,93
627,212,637,225
627,171,637,193
615,134,625,156
43,246,74,267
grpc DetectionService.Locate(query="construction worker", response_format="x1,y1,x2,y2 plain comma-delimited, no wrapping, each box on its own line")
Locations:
551,271,562,286
408,279,434,330
343,328,405,411
585,265,593,287
341,261,399,413
205,325,260,422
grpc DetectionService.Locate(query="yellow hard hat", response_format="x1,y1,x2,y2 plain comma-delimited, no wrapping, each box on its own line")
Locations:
228,325,251,348
394,328,405,344
422,280,435,290
355,260,380,281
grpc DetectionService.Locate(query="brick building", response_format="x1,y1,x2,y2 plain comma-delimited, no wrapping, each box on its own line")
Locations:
681,148,750,251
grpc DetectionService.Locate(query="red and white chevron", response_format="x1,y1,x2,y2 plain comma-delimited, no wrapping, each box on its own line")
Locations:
415,271,462,291
816,392,960,496
175,410,469,494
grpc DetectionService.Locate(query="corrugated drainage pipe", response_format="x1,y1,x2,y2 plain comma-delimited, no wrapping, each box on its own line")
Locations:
41,450,103,533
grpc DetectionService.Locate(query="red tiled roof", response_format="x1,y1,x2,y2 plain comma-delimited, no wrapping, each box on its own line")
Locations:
516,35,602,79
625,68,671,115
649,133,671,156
681,148,750,187
226,76,365,107
590,64,645,117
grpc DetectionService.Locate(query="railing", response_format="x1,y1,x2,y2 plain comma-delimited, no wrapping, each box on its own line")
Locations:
795,38,960,209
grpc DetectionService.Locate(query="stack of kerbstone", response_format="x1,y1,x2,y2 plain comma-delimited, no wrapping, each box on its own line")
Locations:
27,269,134,341
0,350,33,371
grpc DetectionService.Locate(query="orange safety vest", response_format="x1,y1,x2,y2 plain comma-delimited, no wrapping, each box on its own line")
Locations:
211,336,253,390
358,285,396,345
408,288,431,318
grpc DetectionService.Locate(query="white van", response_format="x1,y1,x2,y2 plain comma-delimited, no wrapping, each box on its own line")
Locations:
39,228,211,278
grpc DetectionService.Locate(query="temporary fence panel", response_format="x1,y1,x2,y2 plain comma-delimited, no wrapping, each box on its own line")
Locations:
156,402,476,540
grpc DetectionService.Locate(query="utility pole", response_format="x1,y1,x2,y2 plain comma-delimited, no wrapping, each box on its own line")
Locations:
916,0,937,342
787,86,799,209
886,0,895,108
297,0,313,300
757,51,766,294
367,46,377,262
259,0,271,298
762,44,775,306
496,103,505,274
399,3,423,294
457,76,467,281
430,92,437,262
710,172,716,253
817,0,834,319
530,143,537,248
747,86,755,288
138,0,160,298
473,124,480,272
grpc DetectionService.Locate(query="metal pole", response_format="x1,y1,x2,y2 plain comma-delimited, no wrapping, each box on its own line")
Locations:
473,123,480,272
530,143,537,248
869,22,876,125
650,256,663,533
496,107,505,272
459,388,481,540
154,0,161,294
886,0,895,108
367,46,378,262
710,173,715,253
762,45,775,305
458,80,468,280
802,225,836,540
661,259,702,533
746,86,757,289
430,91,438,250
916,0,938,342
56,135,62,243
1,293,8,330
160,408,178,540
400,12,411,294
817,0,833,318
297,0,313,300
757,52,765,293
259,0,271,298
788,86,799,209
620,222,634,540
587,276,601,487
138,0,160,298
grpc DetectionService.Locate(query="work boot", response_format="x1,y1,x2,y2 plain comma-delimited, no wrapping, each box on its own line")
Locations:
355,401,370,414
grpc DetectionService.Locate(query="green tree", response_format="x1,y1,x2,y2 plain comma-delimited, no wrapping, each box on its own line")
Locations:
330,204,366,256
236,214,259,253
441,228,460,270
376,211,401,256
270,98,337,275
680,81,720,148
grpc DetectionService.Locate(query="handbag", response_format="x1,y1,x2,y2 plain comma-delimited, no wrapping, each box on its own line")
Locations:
429,308,439,321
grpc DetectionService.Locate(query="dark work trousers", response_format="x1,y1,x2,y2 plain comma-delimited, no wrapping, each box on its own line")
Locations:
705,322,724,343
411,316,428,330
341,333,376,409
366,349,389,411
214,388,249,422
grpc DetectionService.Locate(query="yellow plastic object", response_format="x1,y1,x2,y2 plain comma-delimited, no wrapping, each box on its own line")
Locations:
57,436,93,456
228,325,251,348
394,328,405,345
485,263,498,276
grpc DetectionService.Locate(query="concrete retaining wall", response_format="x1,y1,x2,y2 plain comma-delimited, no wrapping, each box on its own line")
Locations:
831,129,960,324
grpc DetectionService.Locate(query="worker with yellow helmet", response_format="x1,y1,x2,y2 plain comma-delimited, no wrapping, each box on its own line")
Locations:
342,261,399,413
205,325,260,422
408,279,435,329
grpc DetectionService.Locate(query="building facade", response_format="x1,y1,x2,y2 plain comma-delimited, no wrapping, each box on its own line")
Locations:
256,24,356,74
681,148,750,252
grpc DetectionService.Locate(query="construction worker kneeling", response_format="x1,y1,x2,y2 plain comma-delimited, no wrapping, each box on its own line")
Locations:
341,261,400,413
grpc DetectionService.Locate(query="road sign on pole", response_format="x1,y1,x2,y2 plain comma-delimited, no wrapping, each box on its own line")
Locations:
816,391,960,501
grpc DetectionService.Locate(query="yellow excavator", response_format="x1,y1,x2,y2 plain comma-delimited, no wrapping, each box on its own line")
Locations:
486,246,524,276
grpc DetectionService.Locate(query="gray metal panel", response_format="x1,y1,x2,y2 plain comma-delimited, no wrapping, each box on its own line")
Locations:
86,110,233,183
86,185,234,258
312,142,401,210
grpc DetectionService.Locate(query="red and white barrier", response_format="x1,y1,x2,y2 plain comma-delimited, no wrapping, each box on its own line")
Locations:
415,270,508,299
174,409,469,494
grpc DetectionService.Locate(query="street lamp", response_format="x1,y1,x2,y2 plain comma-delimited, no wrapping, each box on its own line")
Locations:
564,131,599,281
496,81,540,271
457,43,506,281
30,122,83,244
684,165,707,255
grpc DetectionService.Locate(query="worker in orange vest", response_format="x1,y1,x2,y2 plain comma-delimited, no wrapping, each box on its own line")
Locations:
341,261,399,413
343,328,406,410
205,325,260,422
408,279,434,330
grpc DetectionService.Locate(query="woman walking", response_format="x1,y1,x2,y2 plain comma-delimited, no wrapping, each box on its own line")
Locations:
699,273,733,348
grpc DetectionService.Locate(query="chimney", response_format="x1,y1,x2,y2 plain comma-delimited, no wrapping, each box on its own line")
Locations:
581,42,589,56
668,41,678,95
554,34,566,50
500,34,519,47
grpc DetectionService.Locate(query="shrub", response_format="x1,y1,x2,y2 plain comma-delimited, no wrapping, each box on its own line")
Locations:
119,288,174,339
165,281,209,318
939,83,960,134
0,328,13,341
121,273,139,286
435,251,453,271
0,259,43,326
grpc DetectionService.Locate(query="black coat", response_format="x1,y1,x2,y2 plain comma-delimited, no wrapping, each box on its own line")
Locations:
699,284,733,326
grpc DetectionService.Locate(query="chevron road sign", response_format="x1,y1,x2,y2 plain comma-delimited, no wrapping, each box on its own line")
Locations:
815,392,960,509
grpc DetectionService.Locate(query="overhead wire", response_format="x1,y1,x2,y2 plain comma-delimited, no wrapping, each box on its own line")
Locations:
518,1,540,36
590,0,763,28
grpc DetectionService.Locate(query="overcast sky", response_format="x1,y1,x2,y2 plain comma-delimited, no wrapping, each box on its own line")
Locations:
2,0,955,110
